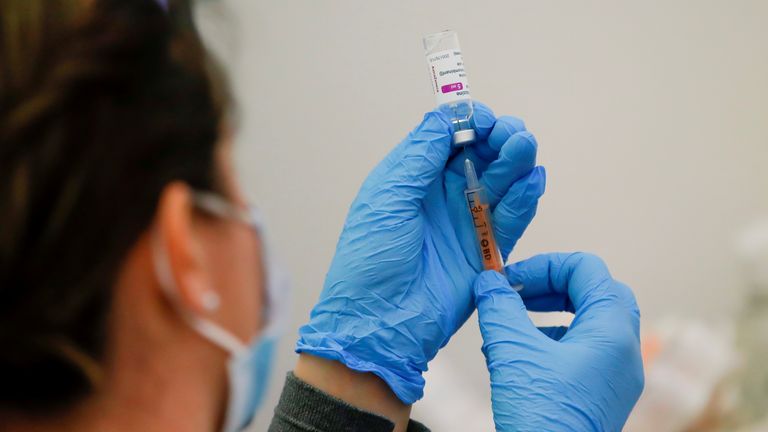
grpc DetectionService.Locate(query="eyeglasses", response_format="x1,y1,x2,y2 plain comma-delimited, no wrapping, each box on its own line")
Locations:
192,190,253,226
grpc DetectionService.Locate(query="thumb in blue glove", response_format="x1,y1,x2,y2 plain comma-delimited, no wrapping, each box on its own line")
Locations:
474,253,644,432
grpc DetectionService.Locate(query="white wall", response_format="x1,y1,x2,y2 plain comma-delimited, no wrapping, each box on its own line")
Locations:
196,1,768,429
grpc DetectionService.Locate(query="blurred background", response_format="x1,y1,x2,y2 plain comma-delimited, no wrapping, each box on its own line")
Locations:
194,1,768,430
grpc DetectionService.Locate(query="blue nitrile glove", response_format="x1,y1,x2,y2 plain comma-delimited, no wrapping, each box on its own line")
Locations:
474,253,644,432
297,103,546,403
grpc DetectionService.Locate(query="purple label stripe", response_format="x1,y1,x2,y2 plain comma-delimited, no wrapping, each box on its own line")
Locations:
441,82,463,93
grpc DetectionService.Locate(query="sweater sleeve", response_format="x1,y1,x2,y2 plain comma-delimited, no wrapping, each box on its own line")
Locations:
268,372,430,432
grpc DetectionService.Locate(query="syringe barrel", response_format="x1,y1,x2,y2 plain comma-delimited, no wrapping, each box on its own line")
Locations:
423,30,475,146
464,187,504,272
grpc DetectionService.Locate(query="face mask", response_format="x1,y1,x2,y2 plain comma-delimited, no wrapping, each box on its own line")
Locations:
152,191,289,432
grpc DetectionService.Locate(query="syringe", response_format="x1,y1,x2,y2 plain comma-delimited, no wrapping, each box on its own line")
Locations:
464,158,504,272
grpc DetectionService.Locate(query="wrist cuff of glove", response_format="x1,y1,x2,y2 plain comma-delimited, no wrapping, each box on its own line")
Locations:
295,338,425,404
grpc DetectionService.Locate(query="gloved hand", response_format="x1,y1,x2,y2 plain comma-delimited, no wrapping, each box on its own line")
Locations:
474,253,644,432
297,103,546,403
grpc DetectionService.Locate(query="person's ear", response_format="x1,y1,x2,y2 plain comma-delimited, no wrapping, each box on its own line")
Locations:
155,182,220,314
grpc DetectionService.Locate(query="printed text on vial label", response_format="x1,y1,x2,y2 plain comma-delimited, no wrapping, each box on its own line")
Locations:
427,49,471,105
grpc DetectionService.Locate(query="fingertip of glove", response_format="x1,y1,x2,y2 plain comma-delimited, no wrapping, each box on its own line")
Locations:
471,100,495,118
493,115,527,136
530,166,547,194
471,102,497,138
509,131,538,154
495,167,546,214
420,110,453,136
474,270,510,296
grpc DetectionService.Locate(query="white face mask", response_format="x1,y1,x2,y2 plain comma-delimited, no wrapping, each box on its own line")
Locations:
152,191,289,432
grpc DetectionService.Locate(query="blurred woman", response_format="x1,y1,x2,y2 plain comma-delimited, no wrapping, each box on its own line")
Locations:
0,1,643,431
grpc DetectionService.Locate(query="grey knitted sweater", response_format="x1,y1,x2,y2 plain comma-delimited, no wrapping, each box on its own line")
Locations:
268,373,430,432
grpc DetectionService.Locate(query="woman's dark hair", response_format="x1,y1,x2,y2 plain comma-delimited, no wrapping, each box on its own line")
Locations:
0,0,229,415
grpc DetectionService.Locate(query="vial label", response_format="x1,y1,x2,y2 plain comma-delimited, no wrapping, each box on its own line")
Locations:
426,49,471,105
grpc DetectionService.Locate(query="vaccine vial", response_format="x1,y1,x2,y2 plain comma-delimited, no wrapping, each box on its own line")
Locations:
423,30,475,146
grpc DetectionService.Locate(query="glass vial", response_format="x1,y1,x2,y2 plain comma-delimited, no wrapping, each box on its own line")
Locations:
423,30,475,146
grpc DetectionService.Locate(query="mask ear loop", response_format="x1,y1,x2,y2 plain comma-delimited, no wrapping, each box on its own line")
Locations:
151,228,247,356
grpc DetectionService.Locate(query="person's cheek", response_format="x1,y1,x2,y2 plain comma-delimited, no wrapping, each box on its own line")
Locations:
207,225,264,342
246,233,267,334
227,228,264,340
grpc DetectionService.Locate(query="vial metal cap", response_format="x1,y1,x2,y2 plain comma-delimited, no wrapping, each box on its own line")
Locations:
452,129,476,146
